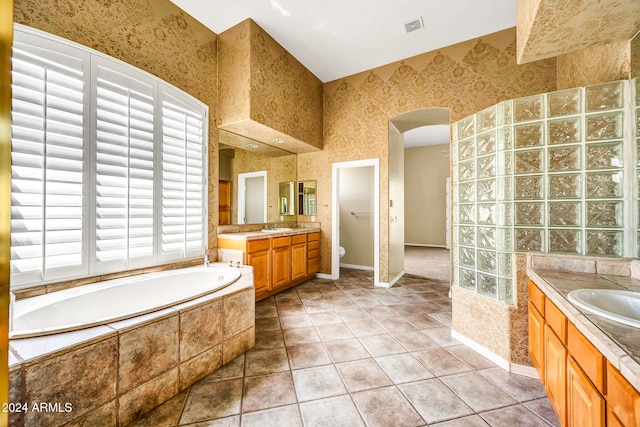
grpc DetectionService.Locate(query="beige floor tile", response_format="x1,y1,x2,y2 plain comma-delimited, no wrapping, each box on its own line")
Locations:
375,316,417,333
283,327,321,346
446,345,496,369
399,378,474,424
242,372,296,413
479,404,552,427
180,379,242,425
522,398,561,427
358,334,406,357
244,348,290,376
286,343,332,370
422,327,461,347
325,338,371,363
376,353,435,383
393,330,440,352
240,404,302,427
299,395,365,427
335,359,393,392
478,367,547,402
291,365,347,402
352,386,424,427
441,371,517,412
412,348,473,376
431,415,490,427
279,313,313,329
347,319,387,337
336,308,371,322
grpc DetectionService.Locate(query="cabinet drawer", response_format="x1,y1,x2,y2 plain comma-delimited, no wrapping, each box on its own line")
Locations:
247,238,270,254
292,234,306,245
545,298,567,344
307,232,320,242
529,280,545,315
567,322,604,393
607,362,640,427
307,239,320,250
307,257,320,274
308,249,320,259
272,236,291,249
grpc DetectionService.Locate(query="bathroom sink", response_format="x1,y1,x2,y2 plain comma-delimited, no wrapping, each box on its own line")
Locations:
260,228,293,233
568,289,640,328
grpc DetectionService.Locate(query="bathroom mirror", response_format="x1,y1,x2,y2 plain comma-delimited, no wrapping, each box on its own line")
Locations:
218,130,297,224
298,180,317,216
279,181,296,215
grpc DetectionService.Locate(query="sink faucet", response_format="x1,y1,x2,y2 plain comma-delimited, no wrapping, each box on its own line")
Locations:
204,254,210,267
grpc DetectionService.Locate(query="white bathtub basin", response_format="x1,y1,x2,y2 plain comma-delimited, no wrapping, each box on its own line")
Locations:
568,289,640,328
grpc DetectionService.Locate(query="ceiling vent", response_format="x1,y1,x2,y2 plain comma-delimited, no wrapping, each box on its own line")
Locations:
404,17,424,34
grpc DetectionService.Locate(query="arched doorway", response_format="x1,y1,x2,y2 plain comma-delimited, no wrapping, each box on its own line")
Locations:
388,108,451,285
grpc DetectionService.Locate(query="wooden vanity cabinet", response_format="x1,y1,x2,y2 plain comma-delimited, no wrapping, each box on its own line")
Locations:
291,234,307,280
528,279,640,427
246,239,271,294
272,237,292,287
219,232,320,301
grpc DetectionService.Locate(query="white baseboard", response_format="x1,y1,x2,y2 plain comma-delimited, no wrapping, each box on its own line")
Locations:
451,329,539,378
405,243,448,248
339,263,374,271
385,270,405,288
315,273,332,280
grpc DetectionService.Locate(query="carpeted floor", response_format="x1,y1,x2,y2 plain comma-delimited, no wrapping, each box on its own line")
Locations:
404,246,451,283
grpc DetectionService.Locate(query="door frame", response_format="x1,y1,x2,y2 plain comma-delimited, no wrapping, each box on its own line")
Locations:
331,158,380,286
237,170,267,224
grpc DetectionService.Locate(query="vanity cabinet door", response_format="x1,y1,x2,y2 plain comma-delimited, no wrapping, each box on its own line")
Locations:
607,361,640,427
248,249,270,294
567,356,604,427
545,324,566,426
291,235,307,280
272,237,291,288
528,301,545,381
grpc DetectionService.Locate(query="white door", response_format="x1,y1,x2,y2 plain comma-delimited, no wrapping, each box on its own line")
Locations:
238,171,267,224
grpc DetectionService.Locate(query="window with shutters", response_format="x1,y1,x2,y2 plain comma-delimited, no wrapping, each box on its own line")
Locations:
10,25,208,289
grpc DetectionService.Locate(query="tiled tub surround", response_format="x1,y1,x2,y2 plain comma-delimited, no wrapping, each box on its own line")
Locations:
8,267,256,427
527,253,640,391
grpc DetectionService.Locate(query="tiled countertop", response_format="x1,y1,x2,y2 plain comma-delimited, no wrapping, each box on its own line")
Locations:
218,227,320,241
527,253,640,391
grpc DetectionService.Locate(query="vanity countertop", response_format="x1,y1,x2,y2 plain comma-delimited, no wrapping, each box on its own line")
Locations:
527,253,640,391
217,227,321,241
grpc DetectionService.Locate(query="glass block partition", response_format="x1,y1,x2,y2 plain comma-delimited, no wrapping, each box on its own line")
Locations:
452,79,639,303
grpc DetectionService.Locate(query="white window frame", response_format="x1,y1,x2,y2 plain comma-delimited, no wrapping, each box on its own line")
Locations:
10,24,208,290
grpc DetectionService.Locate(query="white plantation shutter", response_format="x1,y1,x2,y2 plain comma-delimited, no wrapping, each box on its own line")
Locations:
160,89,207,261
10,25,208,289
10,35,90,286
93,59,155,271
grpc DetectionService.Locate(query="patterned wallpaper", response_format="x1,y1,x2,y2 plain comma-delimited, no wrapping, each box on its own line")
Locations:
517,0,640,63
557,40,631,90
218,19,323,153
14,0,220,251
299,28,557,281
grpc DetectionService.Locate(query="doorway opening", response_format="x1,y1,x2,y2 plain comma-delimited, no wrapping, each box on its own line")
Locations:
331,159,380,287
237,171,267,224
389,108,452,284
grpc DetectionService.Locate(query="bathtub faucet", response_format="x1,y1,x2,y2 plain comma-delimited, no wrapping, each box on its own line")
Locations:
204,254,210,267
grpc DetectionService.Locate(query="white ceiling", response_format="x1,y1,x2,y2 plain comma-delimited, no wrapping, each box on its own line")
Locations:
170,0,517,82
404,125,450,148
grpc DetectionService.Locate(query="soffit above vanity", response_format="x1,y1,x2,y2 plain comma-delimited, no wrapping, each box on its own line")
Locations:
517,0,640,64
217,19,323,154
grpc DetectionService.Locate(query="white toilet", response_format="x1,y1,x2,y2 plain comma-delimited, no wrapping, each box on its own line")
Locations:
338,246,345,258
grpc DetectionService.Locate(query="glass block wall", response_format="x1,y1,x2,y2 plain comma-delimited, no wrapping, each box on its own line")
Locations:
452,79,639,303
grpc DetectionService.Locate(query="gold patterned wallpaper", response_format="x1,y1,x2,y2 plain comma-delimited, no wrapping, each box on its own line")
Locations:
632,33,640,78
517,0,640,63
557,40,631,90
14,0,220,252
218,19,323,153
299,28,557,281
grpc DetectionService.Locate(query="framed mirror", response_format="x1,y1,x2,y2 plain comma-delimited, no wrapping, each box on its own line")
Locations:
218,130,297,224
298,180,317,216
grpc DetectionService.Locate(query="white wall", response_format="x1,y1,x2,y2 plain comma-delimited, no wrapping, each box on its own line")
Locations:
339,166,374,267
404,144,450,246
388,124,405,282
